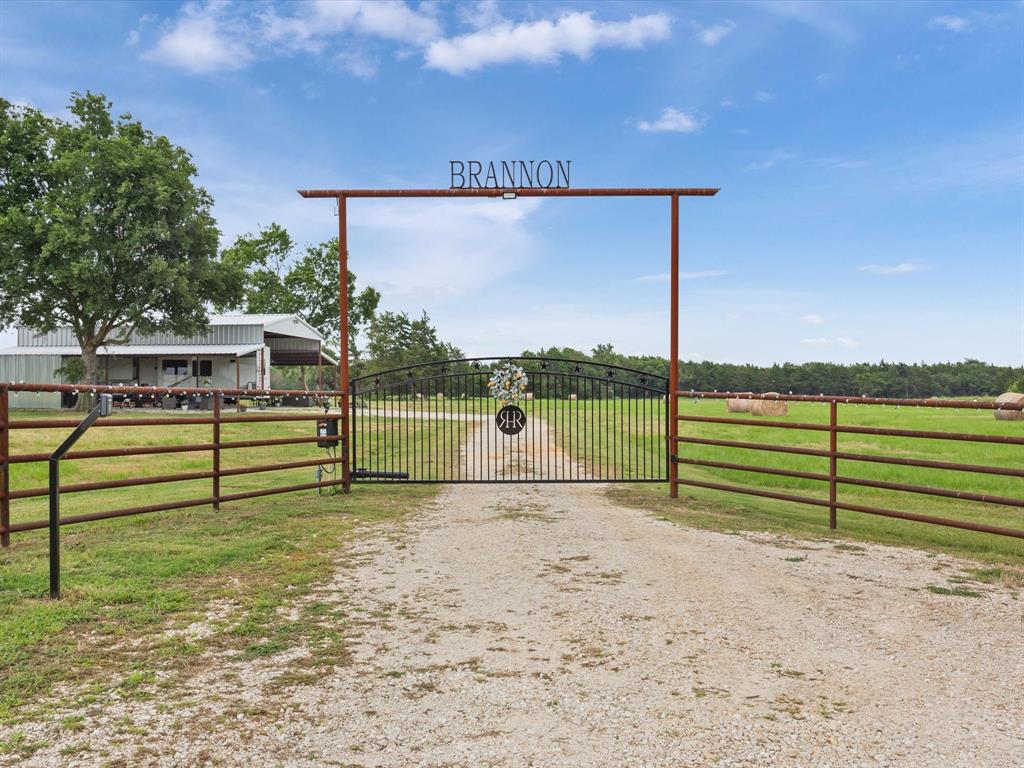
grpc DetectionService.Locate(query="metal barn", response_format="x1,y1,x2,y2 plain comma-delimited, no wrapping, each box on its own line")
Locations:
0,314,336,408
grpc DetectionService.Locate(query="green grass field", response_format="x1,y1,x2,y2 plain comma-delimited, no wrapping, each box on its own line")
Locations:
0,409,442,724
545,397,1023,565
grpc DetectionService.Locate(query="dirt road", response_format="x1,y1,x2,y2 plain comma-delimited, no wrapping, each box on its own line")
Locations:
13,421,1024,767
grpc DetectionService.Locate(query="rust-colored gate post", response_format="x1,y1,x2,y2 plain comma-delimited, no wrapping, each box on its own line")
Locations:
337,195,351,491
668,193,680,499
1,384,9,547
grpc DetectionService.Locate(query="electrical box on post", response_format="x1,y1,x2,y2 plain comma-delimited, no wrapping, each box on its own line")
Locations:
316,417,339,448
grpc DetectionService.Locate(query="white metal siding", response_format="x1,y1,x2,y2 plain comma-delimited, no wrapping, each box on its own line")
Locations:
0,354,64,409
0,353,64,384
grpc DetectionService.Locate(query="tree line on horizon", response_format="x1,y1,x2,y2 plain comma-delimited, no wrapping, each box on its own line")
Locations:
517,346,1023,399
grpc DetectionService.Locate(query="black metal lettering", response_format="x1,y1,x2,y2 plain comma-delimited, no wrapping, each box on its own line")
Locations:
468,160,482,189
484,161,498,188
556,160,571,188
518,160,533,188
536,160,554,188
449,161,465,189
501,161,516,188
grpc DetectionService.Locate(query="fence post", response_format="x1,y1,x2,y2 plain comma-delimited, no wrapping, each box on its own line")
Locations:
829,400,837,529
1,385,9,548
213,393,221,510
49,394,112,599
668,193,679,498
346,390,354,493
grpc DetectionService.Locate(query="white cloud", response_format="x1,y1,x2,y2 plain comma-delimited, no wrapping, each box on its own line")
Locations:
336,50,379,79
636,107,706,134
351,198,543,298
149,0,442,72
928,15,970,32
745,149,799,171
424,11,671,75
857,262,931,275
262,0,442,51
754,90,775,103
697,20,736,46
800,336,859,348
146,2,254,73
756,1,859,45
148,3,669,77
719,97,736,108
800,313,825,325
456,0,504,31
126,13,157,48
630,270,728,283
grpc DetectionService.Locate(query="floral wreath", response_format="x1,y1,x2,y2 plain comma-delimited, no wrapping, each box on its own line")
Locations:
487,363,528,406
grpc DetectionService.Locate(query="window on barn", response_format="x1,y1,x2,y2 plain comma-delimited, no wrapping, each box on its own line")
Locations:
163,359,188,376
191,360,213,377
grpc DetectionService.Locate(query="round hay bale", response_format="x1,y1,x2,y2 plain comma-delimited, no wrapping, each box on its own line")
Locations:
726,398,752,413
750,392,788,417
994,392,1024,421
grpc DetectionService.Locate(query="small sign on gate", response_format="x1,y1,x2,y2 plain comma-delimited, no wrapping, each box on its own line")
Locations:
495,404,526,435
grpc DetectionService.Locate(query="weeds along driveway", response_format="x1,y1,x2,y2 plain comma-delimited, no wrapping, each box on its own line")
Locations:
7,477,1023,767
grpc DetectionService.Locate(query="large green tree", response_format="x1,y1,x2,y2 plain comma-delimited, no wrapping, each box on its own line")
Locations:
364,310,462,373
0,92,242,398
221,225,381,361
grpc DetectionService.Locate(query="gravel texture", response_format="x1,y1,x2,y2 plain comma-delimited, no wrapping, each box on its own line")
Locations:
9,423,1024,767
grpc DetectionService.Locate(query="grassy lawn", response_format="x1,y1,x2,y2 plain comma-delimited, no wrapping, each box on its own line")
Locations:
545,397,1023,566
0,409,440,725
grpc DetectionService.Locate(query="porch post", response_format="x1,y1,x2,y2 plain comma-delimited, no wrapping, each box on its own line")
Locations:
316,341,323,391
235,356,241,412
338,195,351,490
668,193,679,499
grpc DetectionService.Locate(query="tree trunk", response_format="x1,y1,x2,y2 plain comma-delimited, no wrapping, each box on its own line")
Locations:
78,341,100,412
299,365,308,390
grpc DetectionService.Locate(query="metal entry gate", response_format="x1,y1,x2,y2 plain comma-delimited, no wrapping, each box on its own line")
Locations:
350,357,668,483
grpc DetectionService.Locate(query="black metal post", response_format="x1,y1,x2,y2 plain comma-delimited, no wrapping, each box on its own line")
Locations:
48,457,60,599
49,394,111,599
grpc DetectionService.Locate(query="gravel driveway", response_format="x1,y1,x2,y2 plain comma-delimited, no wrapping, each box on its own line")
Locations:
11,423,1024,767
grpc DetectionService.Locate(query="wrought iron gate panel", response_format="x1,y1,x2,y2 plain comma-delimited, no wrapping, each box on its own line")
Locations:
350,357,668,483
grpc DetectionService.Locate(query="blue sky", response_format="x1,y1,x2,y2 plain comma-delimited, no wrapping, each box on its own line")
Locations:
2,0,1022,365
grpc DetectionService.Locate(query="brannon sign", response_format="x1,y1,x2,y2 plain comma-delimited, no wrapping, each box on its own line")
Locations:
450,160,571,190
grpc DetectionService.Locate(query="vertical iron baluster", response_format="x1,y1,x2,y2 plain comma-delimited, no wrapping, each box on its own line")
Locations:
643,390,647,479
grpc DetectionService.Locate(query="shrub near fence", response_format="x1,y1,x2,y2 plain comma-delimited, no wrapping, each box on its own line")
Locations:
0,383,349,548
673,391,1024,540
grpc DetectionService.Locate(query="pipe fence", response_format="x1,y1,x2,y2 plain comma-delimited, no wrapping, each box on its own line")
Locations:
0,382,349,548
671,391,1023,540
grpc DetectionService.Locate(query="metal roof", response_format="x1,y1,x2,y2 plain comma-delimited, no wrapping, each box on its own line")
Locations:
0,344,264,357
208,314,323,341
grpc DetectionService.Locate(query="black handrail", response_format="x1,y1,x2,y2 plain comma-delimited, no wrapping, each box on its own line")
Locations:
351,356,670,384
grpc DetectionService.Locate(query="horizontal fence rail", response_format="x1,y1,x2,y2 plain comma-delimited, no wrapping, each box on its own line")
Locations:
0,382,349,548
671,390,1024,540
